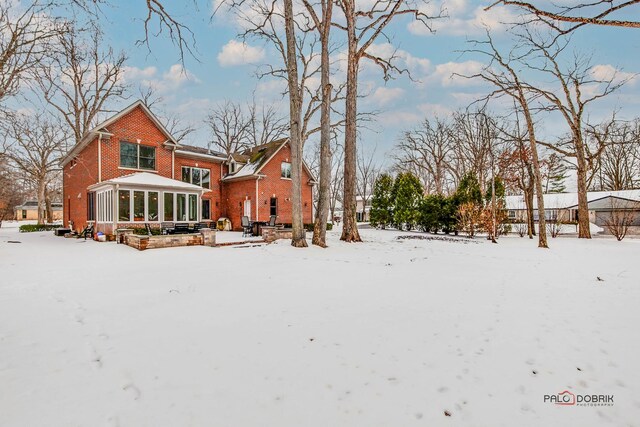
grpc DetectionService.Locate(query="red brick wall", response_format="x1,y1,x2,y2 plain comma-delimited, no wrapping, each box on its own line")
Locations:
224,143,314,230
63,139,98,231
100,106,173,181
174,156,224,221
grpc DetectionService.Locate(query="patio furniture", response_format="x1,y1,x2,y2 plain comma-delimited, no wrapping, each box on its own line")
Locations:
268,215,276,227
80,224,94,240
241,216,252,237
174,223,190,234
193,222,208,232
252,221,267,236
161,222,175,235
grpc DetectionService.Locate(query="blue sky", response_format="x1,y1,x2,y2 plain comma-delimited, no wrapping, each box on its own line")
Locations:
90,1,640,168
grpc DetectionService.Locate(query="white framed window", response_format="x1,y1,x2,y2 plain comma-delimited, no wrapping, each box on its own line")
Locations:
281,162,291,179
120,141,156,170
181,166,211,189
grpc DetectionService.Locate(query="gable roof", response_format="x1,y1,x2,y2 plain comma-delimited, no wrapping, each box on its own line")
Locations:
223,138,316,183
59,100,178,167
88,172,208,192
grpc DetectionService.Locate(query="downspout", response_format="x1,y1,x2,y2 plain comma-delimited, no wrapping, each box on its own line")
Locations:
255,177,260,221
97,134,102,182
113,184,119,232
171,147,175,179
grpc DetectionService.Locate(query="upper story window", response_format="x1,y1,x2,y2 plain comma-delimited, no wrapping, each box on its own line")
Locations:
181,166,210,189
229,160,237,174
281,162,291,179
120,141,156,170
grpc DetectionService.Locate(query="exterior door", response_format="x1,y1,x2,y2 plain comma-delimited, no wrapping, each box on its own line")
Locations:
243,199,251,219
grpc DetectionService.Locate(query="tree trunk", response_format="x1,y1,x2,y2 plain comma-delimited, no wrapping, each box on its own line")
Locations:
45,191,53,224
575,137,592,238
340,5,361,243
523,102,548,248
524,187,534,239
283,0,307,247
37,178,46,224
312,0,333,248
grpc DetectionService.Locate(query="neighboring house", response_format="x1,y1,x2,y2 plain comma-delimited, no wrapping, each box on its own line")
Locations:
61,100,315,234
14,200,63,222
355,195,372,222
506,190,640,235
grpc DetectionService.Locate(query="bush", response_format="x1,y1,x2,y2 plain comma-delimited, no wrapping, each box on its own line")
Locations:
392,172,423,230
298,223,332,232
370,174,395,229
19,224,58,233
417,194,445,233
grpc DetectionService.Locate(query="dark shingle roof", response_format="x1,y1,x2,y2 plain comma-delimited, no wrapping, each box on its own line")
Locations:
178,144,226,158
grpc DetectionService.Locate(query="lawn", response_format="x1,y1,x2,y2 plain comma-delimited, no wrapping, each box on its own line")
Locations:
1,225,639,426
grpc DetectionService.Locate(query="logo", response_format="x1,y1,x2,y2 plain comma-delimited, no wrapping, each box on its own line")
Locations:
544,391,614,407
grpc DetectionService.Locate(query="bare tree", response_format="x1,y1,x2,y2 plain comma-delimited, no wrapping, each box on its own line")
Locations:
395,117,455,195
486,1,640,34
587,119,640,190
302,0,334,247
335,0,440,242
329,143,344,225
0,158,27,225
0,1,61,108
603,198,638,241
205,100,253,156
139,86,195,143
521,32,629,238
450,109,498,193
496,116,536,239
246,100,288,147
32,23,128,145
2,114,67,223
356,146,380,221
463,30,549,247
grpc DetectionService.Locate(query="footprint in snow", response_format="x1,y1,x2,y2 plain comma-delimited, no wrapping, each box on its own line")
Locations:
122,383,141,401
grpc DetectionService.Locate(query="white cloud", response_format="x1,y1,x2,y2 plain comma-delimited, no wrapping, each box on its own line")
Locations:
431,60,485,87
371,87,405,106
122,66,158,81
127,64,199,93
408,3,520,36
217,40,266,67
590,64,638,85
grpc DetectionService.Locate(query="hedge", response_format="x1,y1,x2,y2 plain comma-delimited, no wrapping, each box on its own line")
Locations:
19,224,59,233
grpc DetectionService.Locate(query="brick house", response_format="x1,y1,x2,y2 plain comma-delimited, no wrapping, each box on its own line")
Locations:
60,100,315,234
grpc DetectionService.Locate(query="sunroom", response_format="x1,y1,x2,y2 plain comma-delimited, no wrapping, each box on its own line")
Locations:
88,172,210,234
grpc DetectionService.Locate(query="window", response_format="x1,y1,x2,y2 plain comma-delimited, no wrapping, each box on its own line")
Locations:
270,197,277,217
181,166,210,189
281,162,291,179
201,169,210,189
189,194,198,221
119,141,156,170
148,192,158,221
181,167,191,183
508,210,516,219
164,192,174,221
21,210,26,219
202,199,210,220
87,192,96,221
133,191,145,221
177,194,186,221
118,190,130,221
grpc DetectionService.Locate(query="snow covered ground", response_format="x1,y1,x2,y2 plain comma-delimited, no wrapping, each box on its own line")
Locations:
1,226,639,426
